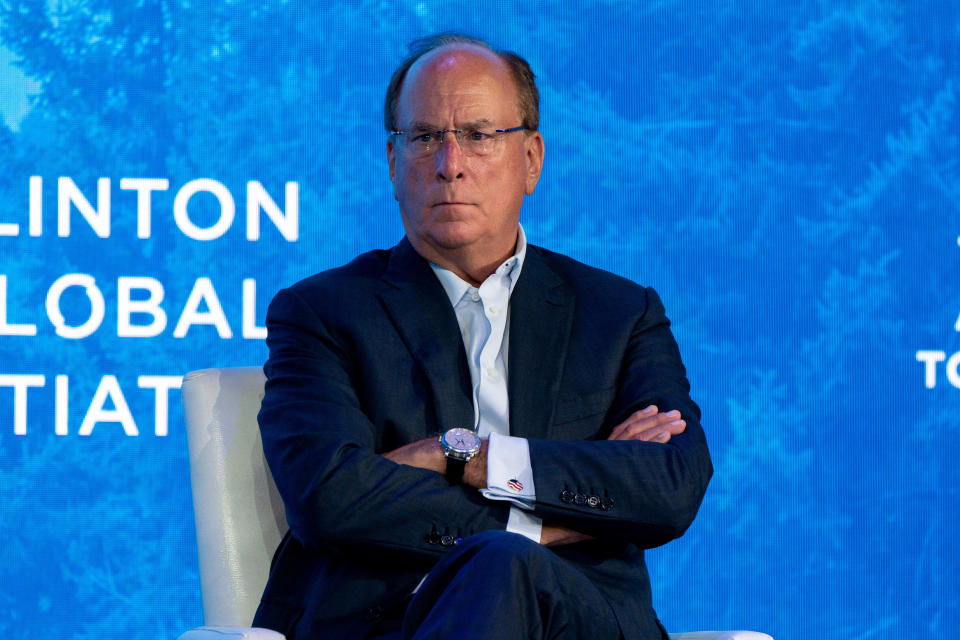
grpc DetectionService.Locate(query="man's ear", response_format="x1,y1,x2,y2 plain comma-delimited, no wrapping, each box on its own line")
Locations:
387,138,397,184
387,138,400,201
524,131,545,195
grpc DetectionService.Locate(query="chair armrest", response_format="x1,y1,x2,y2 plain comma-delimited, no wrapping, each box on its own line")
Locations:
177,626,286,640
670,632,773,640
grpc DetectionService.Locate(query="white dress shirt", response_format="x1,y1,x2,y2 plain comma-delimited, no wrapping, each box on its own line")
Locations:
430,225,543,543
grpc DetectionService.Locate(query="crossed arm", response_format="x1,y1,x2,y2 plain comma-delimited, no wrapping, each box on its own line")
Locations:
260,281,710,558
382,405,688,546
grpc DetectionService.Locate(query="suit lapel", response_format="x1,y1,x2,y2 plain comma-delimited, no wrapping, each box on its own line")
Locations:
508,246,575,441
378,238,475,432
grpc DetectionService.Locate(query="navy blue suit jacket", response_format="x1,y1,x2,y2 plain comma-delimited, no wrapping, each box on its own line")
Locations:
254,237,712,639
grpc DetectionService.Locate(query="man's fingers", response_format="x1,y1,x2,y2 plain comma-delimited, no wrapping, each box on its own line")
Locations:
613,417,686,442
663,417,686,434
631,419,685,442
609,407,685,442
609,405,658,440
624,405,658,424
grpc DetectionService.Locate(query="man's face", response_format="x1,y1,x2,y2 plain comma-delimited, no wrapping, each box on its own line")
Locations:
387,45,544,262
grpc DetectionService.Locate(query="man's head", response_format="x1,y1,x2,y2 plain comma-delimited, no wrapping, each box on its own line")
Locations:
384,34,540,134
385,34,545,280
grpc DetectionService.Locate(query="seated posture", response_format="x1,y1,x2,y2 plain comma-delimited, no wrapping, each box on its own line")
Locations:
254,33,712,640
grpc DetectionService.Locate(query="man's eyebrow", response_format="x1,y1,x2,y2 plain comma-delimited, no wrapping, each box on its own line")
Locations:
404,119,496,131
407,120,438,132
459,119,495,130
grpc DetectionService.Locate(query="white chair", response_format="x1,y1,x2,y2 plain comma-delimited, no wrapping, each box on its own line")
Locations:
178,367,284,640
177,367,772,640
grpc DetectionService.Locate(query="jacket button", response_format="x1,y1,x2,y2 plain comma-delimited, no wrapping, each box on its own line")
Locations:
440,534,455,546
560,489,574,503
427,531,441,545
600,497,614,511
573,493,587,506
587,495,600,508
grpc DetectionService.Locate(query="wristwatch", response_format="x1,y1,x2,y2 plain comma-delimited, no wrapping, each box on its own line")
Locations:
439,427,481,484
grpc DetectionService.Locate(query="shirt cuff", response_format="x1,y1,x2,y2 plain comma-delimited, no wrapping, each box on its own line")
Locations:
505,506,542,543
480,432,537,510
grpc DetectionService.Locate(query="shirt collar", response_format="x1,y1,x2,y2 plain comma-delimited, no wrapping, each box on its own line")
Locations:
430,224,528,307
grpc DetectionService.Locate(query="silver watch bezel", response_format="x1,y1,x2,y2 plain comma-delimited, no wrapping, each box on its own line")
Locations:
440,427,481,462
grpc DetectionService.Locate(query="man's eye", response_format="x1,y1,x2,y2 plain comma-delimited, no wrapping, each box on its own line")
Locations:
467,130,492,141
413,133,435,144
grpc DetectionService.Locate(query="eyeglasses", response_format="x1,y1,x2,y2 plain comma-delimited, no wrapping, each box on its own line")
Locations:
391,125,528,157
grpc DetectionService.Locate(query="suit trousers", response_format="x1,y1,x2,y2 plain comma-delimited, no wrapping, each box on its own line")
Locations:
376,531,626,640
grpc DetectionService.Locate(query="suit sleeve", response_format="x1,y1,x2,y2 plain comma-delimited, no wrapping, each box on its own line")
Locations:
257,286,510,559
527,287,713,549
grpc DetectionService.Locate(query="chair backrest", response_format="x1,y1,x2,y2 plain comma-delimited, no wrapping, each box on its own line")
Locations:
182,367,287,627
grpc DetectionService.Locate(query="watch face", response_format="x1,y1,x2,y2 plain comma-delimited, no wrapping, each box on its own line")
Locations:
442,427,480,455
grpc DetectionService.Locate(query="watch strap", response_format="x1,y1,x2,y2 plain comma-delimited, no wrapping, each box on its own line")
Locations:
445,457,467,484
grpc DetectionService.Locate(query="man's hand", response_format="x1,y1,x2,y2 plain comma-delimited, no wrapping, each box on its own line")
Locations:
607,405,686,443
540,524,594,547
382,436,446,474
382,436,489,489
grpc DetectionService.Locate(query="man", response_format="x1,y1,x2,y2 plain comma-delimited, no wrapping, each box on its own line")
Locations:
254,33,712,639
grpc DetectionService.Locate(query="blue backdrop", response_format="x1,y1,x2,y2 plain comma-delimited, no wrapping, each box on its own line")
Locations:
1,2,957,638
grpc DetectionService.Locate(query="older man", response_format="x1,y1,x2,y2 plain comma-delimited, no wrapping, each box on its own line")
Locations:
254,33,712,639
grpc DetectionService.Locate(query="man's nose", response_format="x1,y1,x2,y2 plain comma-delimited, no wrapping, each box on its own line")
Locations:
435,133,465,181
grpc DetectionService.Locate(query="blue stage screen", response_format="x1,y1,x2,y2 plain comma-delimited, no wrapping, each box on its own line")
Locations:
1,2,957,638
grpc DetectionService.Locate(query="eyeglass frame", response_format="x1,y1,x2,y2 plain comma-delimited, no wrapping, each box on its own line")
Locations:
390,125,530,157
